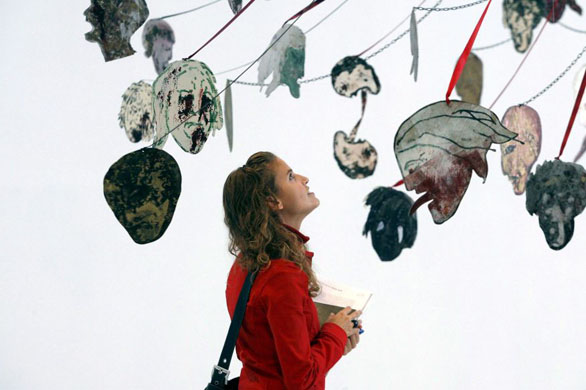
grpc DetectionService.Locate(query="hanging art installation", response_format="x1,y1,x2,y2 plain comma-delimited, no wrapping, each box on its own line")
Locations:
500,105,542,195
526,159,586,250
258,24,306,98
363,187,417,261
409,9,419,82
502,0,543,53
142,19,176,75
455,52,483,104
394,100,517,224
224,80,234,152
541,0,582,23
228,0,242,14
118,81,155,143
84,0,149,61
331,56,381,179
104,148,182,244
152,60,223,154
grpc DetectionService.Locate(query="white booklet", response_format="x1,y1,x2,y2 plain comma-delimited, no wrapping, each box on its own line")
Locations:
312,277,373,327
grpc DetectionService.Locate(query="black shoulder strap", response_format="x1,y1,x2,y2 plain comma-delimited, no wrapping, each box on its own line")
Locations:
209,270,256,388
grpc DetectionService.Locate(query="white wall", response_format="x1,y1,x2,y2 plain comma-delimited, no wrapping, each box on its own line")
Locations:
1,1,585,389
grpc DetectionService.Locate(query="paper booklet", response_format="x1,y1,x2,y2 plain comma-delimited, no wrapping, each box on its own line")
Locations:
312,277,373,327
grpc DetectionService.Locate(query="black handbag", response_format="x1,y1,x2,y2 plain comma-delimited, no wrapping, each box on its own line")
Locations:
205,270,256,390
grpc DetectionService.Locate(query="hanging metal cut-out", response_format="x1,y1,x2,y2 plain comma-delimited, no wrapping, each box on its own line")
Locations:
118,81,155,143
333,91,378,179
142,19,175,75
455,52,483,104
500,105,542,195
258,24,305,98
394,100,517,224
104,148,182,244
363,187,417,261
502,0,543,53
152,60,223,154
526,159,586,250
84,0,149,61
330,56,381,98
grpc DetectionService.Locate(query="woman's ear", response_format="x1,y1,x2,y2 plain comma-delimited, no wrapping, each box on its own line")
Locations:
267,196,283,211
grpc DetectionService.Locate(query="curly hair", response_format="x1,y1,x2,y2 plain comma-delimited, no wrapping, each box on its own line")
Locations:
223,151,320,297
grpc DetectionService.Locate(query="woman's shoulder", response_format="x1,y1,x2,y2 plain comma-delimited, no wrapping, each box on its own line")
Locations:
256,259,308,295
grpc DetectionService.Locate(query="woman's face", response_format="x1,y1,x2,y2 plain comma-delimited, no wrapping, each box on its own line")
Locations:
270,157,319,225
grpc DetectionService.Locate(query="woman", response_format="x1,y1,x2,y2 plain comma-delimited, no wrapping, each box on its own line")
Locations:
224,151,362,389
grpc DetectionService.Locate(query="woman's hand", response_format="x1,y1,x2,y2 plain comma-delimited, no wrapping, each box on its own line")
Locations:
343,332,360,355
325,306,362,337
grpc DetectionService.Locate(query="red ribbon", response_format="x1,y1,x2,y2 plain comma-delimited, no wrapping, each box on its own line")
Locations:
186,0,256,60
445,0,492,104
392,179,404,187
557,67,586,159
284,0,325,24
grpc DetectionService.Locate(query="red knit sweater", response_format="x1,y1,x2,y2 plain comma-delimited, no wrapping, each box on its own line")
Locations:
225,226,347,389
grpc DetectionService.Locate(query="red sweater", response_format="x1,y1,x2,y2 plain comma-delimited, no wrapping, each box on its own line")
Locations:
225,226,347,389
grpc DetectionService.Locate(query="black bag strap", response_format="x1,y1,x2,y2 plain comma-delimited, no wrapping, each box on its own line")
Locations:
208,270,256,389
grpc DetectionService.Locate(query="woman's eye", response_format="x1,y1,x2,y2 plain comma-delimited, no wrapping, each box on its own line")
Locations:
289,173,294,180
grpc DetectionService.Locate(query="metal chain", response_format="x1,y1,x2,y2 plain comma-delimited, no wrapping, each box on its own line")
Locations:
232,80,267,86
522,45,586,106
413,0,487,11
558,22,586,34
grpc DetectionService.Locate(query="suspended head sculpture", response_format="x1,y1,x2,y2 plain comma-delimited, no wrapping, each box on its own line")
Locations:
118,81,155,143
84,0,149,61
455,52,483,104
541,0,582,23
228,0,242,14
142,19,175,74
152,60,223,154
363,187,417,261
394,100,517,224
104,148,182,244
500,105,542,195
526,159,586,250
258,24,306,98
502,0,543,53
330,56,381,98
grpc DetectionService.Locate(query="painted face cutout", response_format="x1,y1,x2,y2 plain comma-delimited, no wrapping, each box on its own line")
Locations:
228,0,242,14
394,100,517,224
104,148,182,244
84,0,149,61
542,0,582,23
526,159,586,250
153,60,223,154
258,24,305,98
333,131,378,179
330,56,381,98
500,105,542,195
502,0,543,53
455,52,483,104
142,19,175,75
363,187,417,261
118,81,155,143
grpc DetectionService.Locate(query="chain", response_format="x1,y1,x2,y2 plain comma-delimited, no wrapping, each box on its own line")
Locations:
473,37,511,51
232,80,267,86
413,0,487,11
522,45,586,106
558,22,586,34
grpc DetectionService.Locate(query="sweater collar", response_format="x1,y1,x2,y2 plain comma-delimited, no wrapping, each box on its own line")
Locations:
282,224,310,243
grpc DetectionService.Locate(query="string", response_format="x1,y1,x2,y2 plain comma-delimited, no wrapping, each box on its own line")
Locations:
156,0,222,20
215,0,351,76
556,68,586,159
149,15,305,147
283,0,325,25
488,2,558,110
445,0,492,104
185,0,257,60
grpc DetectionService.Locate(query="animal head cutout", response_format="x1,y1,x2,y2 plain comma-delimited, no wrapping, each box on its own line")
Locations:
331,56,381,98
542,0,582,22
118,81,155,143
394,100,517,224
228,0,242,14
333,91,378,179
84,0,149,61
502,0,543,53
142,19,175,74
153,60,223,154
104,148,182,244
363,187,417,261
455,52,483,104
258,24,305,98
526,159,586,250
500,105,542,195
